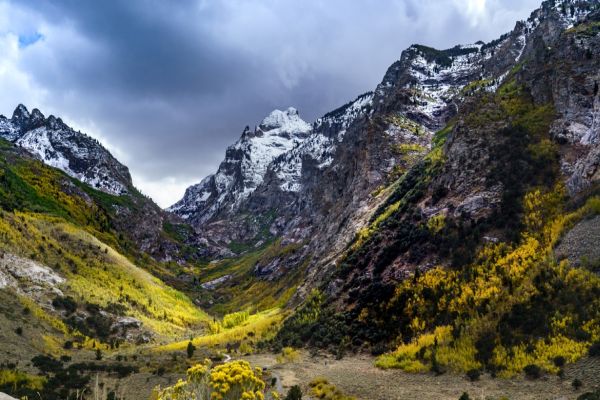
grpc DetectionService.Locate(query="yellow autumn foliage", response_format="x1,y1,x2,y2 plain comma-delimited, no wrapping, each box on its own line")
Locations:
154,360,275,400
377,189,600,375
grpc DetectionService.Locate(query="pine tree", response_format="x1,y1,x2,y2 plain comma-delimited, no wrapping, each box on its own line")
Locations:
187,341,196,358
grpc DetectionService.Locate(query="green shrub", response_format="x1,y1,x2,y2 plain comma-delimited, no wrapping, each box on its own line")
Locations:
466,369,481,381
553,356,566,368
588,342,600,357
577,390,600,400
523,364,542,379
285,385,303,400
187,341,196,358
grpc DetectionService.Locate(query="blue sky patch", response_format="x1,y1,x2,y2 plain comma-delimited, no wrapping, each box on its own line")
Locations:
18,31,43,48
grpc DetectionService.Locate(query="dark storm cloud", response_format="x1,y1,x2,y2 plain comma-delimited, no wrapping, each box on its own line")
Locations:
1,0,541,206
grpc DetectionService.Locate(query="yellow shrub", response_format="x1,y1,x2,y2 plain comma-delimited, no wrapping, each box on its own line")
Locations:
156,360,272,400
276,347,300,363
309,378,355,400
375,193,600,375
0,369,45,391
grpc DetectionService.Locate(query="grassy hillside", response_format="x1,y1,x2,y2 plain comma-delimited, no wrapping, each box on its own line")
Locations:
0,140,212,398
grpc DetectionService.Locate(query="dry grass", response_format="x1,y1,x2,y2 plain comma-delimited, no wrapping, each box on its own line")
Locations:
242,351,600,400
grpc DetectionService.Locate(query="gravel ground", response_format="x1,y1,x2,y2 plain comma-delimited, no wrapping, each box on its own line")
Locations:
243,352,600,400
555,215,600,269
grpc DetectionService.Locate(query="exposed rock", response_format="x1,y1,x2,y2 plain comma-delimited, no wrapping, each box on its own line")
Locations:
200,274,232,290
111,316,142,332
555,215,600,267
0,253,65,301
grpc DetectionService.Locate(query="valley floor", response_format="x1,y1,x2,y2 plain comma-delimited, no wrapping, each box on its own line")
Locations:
244,352,599,400
115,350,600,400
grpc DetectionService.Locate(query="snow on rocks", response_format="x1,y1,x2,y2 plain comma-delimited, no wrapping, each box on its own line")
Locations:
169,107,312,220
272,93,374,192
0,105,130,196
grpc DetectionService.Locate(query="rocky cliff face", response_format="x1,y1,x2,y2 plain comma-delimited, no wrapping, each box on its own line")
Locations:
168,107,311,223
0,105,132,195
320,0,600,312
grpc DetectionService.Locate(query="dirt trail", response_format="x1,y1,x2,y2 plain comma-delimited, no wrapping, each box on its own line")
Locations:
242,352,600,400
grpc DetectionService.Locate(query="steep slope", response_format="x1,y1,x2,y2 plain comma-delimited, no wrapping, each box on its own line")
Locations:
274,0,600,377
0,139,212,398
172,0,550,298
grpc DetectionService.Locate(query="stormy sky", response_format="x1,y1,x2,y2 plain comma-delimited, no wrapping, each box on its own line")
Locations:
0,0,541,207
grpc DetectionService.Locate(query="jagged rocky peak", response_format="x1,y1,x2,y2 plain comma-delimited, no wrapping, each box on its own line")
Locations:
258,107,311,136
170,0,599,246
12,103,30,120
533,0,597,28
168,107,312,223
0,104,132,195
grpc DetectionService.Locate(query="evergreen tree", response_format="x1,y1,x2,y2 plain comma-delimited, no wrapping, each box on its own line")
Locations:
187,341,196,358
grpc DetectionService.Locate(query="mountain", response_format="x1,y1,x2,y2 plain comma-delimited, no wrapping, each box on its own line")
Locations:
0,135,213,398
0,105,131,195
0,104,213,263
168,107,311,224
174,0,600,375
171,3,541,262
1,0,599,398
272,0,600,376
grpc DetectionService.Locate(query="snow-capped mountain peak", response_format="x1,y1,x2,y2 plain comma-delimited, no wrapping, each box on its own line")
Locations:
168,107,312,222
259,107,311,136
0,104,132,195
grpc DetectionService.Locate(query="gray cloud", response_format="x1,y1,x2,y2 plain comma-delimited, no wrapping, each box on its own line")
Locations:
0,0,541,206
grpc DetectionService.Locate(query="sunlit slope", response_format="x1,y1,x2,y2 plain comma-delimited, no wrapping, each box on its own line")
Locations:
0,139,208,348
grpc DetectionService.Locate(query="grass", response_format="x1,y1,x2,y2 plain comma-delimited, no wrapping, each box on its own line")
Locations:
197,240,306,315
155,308,285,353
0,210,209,339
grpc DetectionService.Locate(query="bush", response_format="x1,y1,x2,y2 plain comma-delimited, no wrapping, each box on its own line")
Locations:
309,378,355,400
285,385,302,400
187,341,196,358
154,360,268,400
553,356,566,367
573,379,583,390
52,296,77,314
524,364,542,379
588,342,600,357
459,393,471,400
577,390,600,400
15,327,23,335
466,369,481,381
277,347,300,364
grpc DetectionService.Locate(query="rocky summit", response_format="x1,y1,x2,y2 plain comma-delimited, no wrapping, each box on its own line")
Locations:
0,105,132,195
